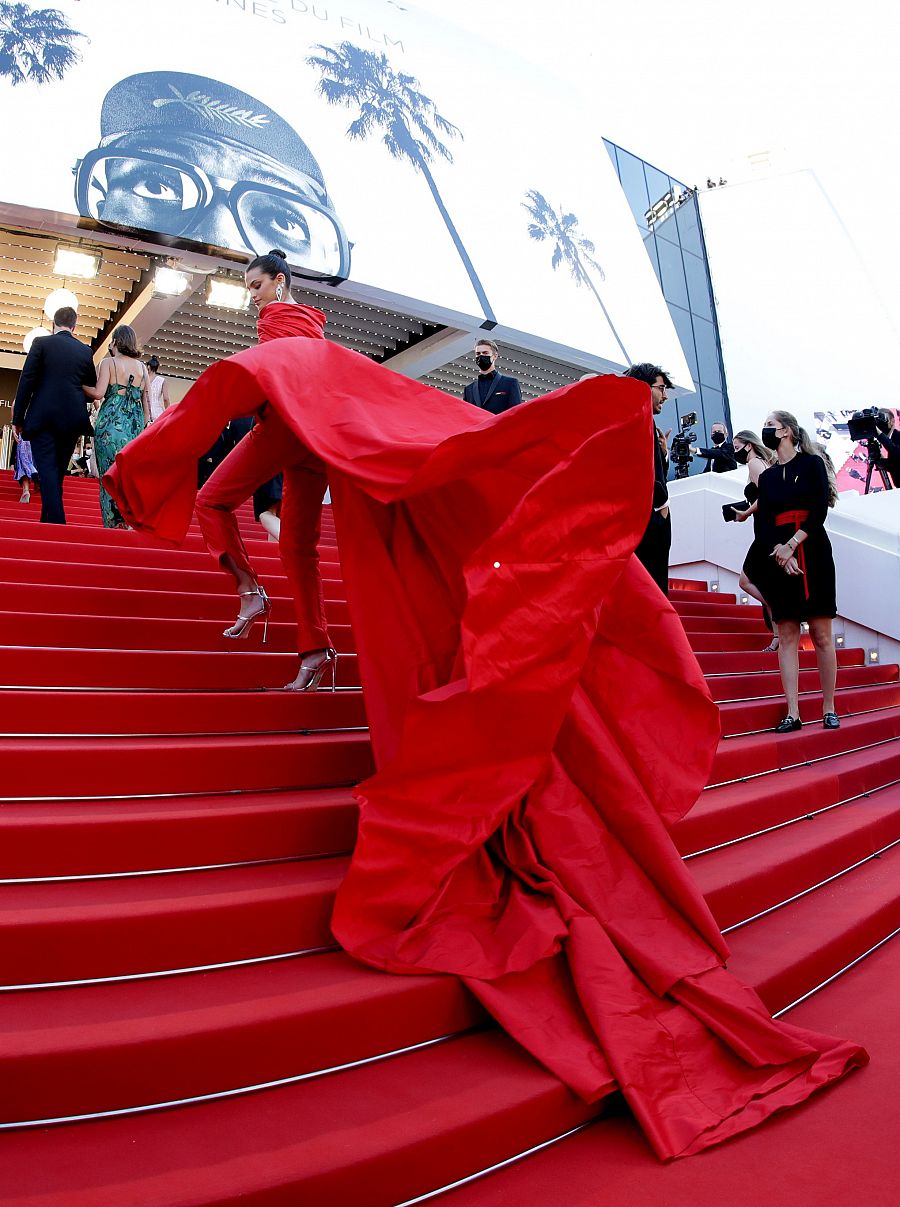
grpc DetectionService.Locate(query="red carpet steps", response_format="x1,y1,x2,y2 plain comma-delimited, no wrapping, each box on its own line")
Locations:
0,475,897,1205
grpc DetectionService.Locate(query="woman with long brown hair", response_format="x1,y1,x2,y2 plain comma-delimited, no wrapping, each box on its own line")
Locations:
737,410,839,732
84,324,150,528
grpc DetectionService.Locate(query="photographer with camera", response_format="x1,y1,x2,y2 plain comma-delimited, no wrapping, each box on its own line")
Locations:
736,410,839,733
846,406,896,492
669,411,699,481
625,363,673,595
876,408,900,487
692,421,738,473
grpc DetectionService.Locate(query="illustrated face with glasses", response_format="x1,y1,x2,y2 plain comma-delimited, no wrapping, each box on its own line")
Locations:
74,134,351,278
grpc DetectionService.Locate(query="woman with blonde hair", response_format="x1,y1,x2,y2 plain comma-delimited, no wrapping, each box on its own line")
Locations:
731,429,778,651
737,410,839,732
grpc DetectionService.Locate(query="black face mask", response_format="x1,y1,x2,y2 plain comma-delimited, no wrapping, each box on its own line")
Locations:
761,426,781,450
475,355,493,372
734,447,750,464
711,432,726,445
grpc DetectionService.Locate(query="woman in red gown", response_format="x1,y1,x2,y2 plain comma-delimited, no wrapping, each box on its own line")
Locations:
106,279,866,1162
197,249,336,691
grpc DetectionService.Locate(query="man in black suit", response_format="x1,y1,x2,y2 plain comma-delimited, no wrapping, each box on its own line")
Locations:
13,306,96,524
462,339,522,415
693,421,738,473
625,362,673,596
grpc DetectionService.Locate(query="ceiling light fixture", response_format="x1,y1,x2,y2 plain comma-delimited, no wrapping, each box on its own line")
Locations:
43,287,79,320
23,327,50,354
154,266,190,297
207,277,249,310
54,245,101,279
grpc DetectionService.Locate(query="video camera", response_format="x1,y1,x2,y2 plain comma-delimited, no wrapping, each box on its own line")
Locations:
847,406,890,442
669,411,697,480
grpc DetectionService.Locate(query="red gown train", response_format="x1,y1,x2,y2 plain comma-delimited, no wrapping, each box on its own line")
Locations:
106,330,866,1161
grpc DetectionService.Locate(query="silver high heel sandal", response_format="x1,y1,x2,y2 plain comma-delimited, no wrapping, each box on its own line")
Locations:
224,587,271,643
284,647,337,692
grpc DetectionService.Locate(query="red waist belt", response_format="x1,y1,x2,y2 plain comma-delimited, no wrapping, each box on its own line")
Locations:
775,509,809,599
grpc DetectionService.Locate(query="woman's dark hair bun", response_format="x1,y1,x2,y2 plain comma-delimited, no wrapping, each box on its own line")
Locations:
246,249,292,289
269,249,288,259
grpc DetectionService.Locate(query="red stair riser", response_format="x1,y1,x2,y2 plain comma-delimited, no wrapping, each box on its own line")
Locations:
1,612,358,656
0,953,487,1124
0,647,362,691
675,744,900,852
0,688,366,737
0,792,360,877
694,791,900,929
0,861,346,983
706,663,897,703
2,733,374,798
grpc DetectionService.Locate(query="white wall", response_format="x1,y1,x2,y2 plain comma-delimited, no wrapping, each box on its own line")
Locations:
699,170,900,438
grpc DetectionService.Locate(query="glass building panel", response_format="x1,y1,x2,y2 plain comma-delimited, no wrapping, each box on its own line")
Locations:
642,230,661,285
614,149,651,231
675,196,704,257
644,163,673,213
655,235,689,310
683,251,713,320
605,138,730,442
666,303,699,381
700,384,725,428
693,317,722,388
653,209,680,246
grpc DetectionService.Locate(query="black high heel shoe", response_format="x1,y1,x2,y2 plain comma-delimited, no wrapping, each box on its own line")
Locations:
283,647,338,692
224,586,271,643
823,712,841,730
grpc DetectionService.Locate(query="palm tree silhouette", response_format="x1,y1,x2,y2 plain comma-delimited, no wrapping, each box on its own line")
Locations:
307,41,495,321
522,189,629,364
0,2,86,86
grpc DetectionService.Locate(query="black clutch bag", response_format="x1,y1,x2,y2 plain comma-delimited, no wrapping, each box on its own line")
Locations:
722,501,750,522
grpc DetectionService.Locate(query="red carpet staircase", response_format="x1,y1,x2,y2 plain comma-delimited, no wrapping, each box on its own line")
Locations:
1,475,899,1205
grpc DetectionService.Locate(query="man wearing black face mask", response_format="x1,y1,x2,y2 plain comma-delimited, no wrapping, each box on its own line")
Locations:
463,340,522,415
692,421,738,472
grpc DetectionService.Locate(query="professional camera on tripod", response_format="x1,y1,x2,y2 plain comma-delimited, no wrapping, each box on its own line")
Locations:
847,406,893,494
669,411,698,480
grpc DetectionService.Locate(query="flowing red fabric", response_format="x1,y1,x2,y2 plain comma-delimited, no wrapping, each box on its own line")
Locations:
105,327,866,1161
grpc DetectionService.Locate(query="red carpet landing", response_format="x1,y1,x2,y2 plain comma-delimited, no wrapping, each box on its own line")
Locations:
0,474,897,1205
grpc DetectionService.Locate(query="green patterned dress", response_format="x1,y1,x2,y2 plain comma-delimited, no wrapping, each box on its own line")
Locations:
95,373,146,528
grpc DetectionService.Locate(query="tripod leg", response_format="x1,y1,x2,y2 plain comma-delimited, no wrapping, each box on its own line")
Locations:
865,461,874,495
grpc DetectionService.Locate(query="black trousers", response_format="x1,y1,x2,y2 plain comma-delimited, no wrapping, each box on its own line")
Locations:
635,509,672,596
28,427,78,524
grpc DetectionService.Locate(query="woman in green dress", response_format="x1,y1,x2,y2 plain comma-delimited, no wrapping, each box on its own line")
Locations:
85,325,150,528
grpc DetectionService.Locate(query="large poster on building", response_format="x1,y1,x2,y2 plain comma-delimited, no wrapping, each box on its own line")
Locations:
0,0,691,378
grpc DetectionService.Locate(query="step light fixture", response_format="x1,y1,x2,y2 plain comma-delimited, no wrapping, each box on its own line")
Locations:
835,634,845,647
53,245,101,279
710,582,719,592
869,649,879,663
207,276,249,310
740,594,750,605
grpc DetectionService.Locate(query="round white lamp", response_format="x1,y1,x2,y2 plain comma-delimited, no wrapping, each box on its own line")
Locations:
43,288,79,320
23,327,51,353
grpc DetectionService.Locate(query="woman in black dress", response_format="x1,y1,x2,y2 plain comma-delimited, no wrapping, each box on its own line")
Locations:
732,429,777,651
736,410,839,733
